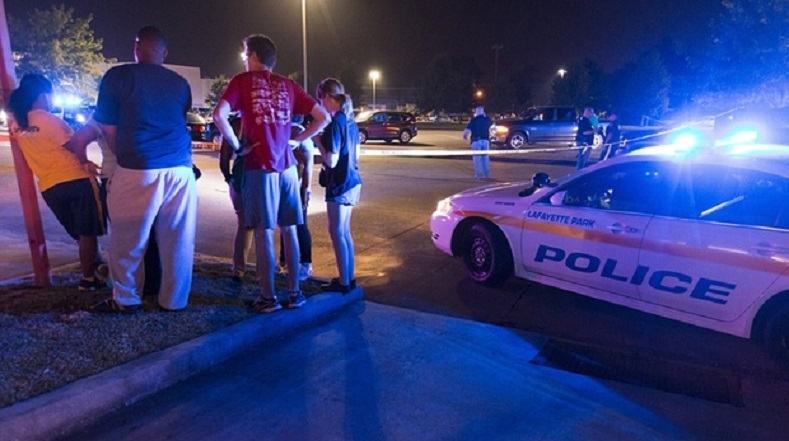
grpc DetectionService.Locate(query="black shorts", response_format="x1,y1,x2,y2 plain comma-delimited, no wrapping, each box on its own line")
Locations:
41,178,107,240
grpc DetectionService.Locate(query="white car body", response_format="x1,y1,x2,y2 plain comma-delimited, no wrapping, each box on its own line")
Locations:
431,144,789,355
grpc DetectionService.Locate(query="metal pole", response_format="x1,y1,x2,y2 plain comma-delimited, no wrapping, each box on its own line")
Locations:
372,78,376,109
301,0,307,91
492,44,503,84
0,0,52,286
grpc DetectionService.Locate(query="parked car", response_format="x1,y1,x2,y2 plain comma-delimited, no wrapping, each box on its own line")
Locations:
355,110,417,144
431,143,789,363
491,106,609,149
186,112,208,142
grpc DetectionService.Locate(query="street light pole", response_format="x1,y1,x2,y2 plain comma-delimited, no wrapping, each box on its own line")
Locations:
491,44,503,84
301,0,308,91
369,70,380,110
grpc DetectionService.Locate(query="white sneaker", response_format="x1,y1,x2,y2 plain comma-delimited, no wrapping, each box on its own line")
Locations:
298,263,313,281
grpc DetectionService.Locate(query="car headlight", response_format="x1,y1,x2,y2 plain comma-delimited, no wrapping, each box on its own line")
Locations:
75,113,86,123
435,198,453,215
492,125,509,137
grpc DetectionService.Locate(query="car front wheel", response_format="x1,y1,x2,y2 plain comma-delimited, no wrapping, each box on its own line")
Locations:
399,130,412,144
507,131,527,149
461,222,513,286
762,301,789,365
359,130,368,144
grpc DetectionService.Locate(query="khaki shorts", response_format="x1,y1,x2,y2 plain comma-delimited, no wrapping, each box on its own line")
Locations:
243,166,303,229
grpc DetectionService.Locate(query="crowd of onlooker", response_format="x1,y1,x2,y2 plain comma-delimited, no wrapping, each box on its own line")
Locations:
7,27,362,315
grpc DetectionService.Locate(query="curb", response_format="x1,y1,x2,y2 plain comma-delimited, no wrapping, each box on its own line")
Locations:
0,287,364,441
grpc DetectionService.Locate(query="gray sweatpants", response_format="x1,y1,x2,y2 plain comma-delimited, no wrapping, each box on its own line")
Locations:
108,165,197,310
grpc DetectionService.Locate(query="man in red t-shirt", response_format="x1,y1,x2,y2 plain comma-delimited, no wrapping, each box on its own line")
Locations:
214,34,329,313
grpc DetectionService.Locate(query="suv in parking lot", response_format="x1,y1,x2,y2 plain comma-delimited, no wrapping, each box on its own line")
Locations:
355,110,417,144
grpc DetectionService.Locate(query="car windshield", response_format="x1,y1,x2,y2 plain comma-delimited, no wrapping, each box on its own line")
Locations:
355,111,374,122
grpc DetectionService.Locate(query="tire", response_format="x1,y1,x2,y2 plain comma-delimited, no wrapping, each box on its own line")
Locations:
359,130,368,144
212,133,222,145
399,130,412,144
762,302,789,365
507,131,527,150
461,222,513,286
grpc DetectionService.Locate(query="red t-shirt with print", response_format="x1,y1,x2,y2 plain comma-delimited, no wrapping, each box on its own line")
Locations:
220,70,316,172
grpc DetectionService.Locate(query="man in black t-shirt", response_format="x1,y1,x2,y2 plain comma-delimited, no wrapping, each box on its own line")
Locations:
576,107,595,169
601,112,622,160
463,106,494,179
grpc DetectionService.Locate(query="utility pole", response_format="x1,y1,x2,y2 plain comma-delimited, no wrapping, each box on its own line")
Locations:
491,44,503,84
0,0,52,286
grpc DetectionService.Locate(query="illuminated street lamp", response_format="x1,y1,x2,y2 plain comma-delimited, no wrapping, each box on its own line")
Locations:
557,68,567,78
475,89,484,99
369,69,380,109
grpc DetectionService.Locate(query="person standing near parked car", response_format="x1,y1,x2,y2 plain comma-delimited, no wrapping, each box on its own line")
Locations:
576,107,595,169
462,106,494,180
600,111,621,160
315,78,362,294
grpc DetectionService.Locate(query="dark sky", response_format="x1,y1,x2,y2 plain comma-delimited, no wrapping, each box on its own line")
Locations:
4,0,724,90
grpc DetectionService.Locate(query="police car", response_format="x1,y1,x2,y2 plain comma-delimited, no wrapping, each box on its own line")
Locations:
431,143,789,362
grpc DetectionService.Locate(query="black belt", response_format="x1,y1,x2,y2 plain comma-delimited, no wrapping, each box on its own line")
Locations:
471,137,487,141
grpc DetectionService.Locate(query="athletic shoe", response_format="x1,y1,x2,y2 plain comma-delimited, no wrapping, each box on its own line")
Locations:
298,263,313,281
79,277,108,291
251,296,281,313
320,278,351,294
286,290,306,309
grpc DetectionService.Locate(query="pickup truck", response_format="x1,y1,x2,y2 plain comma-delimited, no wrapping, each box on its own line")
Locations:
490,106,608,149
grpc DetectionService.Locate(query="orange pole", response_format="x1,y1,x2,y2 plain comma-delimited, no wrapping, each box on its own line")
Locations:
0,0,52,286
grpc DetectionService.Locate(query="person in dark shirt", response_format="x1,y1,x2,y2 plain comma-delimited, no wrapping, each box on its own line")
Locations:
600,111,622,160
576,107,595,169
462,106,494,179
315,78,362,294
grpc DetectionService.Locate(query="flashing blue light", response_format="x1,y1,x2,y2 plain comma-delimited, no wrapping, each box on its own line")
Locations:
669,128,704,149
75,113,86,124
672,133,700,148
729,129,758,144
53,94,81,108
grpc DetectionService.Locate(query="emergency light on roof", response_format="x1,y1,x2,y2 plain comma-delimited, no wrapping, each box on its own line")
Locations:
715,127,760,147
668,128,704,149
53,94,81,107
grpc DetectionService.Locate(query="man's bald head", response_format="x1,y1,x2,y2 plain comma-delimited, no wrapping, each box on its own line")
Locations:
134,26,168,65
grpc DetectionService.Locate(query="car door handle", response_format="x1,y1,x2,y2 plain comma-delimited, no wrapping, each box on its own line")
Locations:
753,242,789,257
606,223,639,234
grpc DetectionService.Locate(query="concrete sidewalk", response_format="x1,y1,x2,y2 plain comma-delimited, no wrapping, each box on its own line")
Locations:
47,302,789,441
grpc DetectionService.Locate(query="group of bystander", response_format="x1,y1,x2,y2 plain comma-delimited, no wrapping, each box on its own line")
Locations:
8,28,363,315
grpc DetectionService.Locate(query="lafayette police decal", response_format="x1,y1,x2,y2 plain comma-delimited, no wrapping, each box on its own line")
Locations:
526,210,595,227
534,244,736,305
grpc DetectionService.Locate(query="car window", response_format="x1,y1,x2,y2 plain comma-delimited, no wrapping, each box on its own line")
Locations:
372,113,386,123
387,113,402,122
683,165,787,229
558,109,577,122
546,162,679,214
